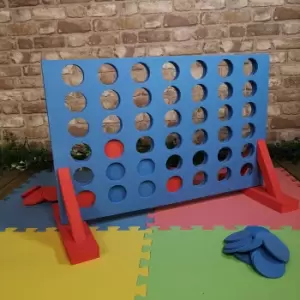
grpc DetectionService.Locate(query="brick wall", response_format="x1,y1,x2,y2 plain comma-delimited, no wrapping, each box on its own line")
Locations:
0,0,300,148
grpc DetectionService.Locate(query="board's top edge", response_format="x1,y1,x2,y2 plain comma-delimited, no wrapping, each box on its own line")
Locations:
41,53,270,64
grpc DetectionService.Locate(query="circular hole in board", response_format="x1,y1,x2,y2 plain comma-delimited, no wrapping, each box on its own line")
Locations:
165,132,181,149
106,163,126,180
166,176,183,192
65,92,86,112
218,83,232,100
192,84,207,102
193,171,207,186
218,147,232,161
193,151,207,166
138,181,156,197
218,126,232,142
136,136,154,153
133,88,151,108
77,190,96,208
98,64,117,85
243,81,257,97
74,167,94,184
104,140,124,159
243,102,256,117
109,185,127,202
242,123,255,138
71,143,91,161
193,129,207,145
162,62,179,81
62,64,83,86
240,163,253,176
191,61,206,79
165,110,181,127
102,115,121,134
100,90,119,110
166,154,182,170
192,107,207,124
137,159,155,176
241,143,254,158
163,86,180,105
135,113,152,131
218,105,232,121
68,118,88,137
131,63,149,83
217,167,231,181
218,59,233,77
244,59,257,76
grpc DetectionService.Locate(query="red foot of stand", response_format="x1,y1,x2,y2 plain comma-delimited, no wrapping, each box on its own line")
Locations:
52,204,99,265
243,139,299,213
54,168,100,265
22,186,57,205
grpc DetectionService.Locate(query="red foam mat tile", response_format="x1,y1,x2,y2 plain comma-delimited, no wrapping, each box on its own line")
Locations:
149,168,300,229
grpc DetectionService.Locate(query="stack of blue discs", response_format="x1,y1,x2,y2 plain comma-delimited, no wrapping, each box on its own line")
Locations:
223,226,290,278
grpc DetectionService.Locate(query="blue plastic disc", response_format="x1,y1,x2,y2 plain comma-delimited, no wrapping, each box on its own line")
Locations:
224,230,251,243
257,231,290,263
251,247,286,279
244,226,270,235
234,253,252,265
235,236,263,253
223,236,252,254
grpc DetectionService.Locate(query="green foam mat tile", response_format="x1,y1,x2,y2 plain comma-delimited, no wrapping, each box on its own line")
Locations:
144,228,300,300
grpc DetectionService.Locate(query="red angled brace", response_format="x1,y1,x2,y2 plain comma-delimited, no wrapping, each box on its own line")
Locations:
243,139,299,213
22,186,57,206
54,168,100,265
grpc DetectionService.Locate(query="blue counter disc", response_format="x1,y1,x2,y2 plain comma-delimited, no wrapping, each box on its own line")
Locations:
234,253,252,265
223,236,252,254
257,231,290,263
244,226,270,235
235,235,263,253
251,247,286,279
224,230,251,243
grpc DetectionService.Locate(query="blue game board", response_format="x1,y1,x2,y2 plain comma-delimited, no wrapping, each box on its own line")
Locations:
42,54,269,222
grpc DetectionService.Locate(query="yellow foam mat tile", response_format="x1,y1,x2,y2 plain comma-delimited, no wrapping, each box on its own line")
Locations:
0,228,150,300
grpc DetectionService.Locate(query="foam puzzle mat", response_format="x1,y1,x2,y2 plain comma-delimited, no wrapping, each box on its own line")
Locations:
1,168,299,231
149,168,300,230
0,228,151,300
139,227,300,300
0,168,300,300
0,171,152,231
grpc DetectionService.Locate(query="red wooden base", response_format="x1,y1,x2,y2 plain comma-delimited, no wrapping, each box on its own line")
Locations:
53,204,99,265
242,139,299,213
244,187,298,213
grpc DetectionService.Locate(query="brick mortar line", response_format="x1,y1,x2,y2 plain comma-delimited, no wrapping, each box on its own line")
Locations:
0,24,298,42
2,33,298,44
3,6,299,22
3,3,299,11
3,1,299,10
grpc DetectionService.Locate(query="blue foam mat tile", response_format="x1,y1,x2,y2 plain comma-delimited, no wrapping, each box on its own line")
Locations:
0,171,57,232
0,171,151,231
147,216,155,226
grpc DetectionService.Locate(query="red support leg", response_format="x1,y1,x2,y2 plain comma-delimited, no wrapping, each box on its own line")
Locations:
243,139,299,213
54,168,100,264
